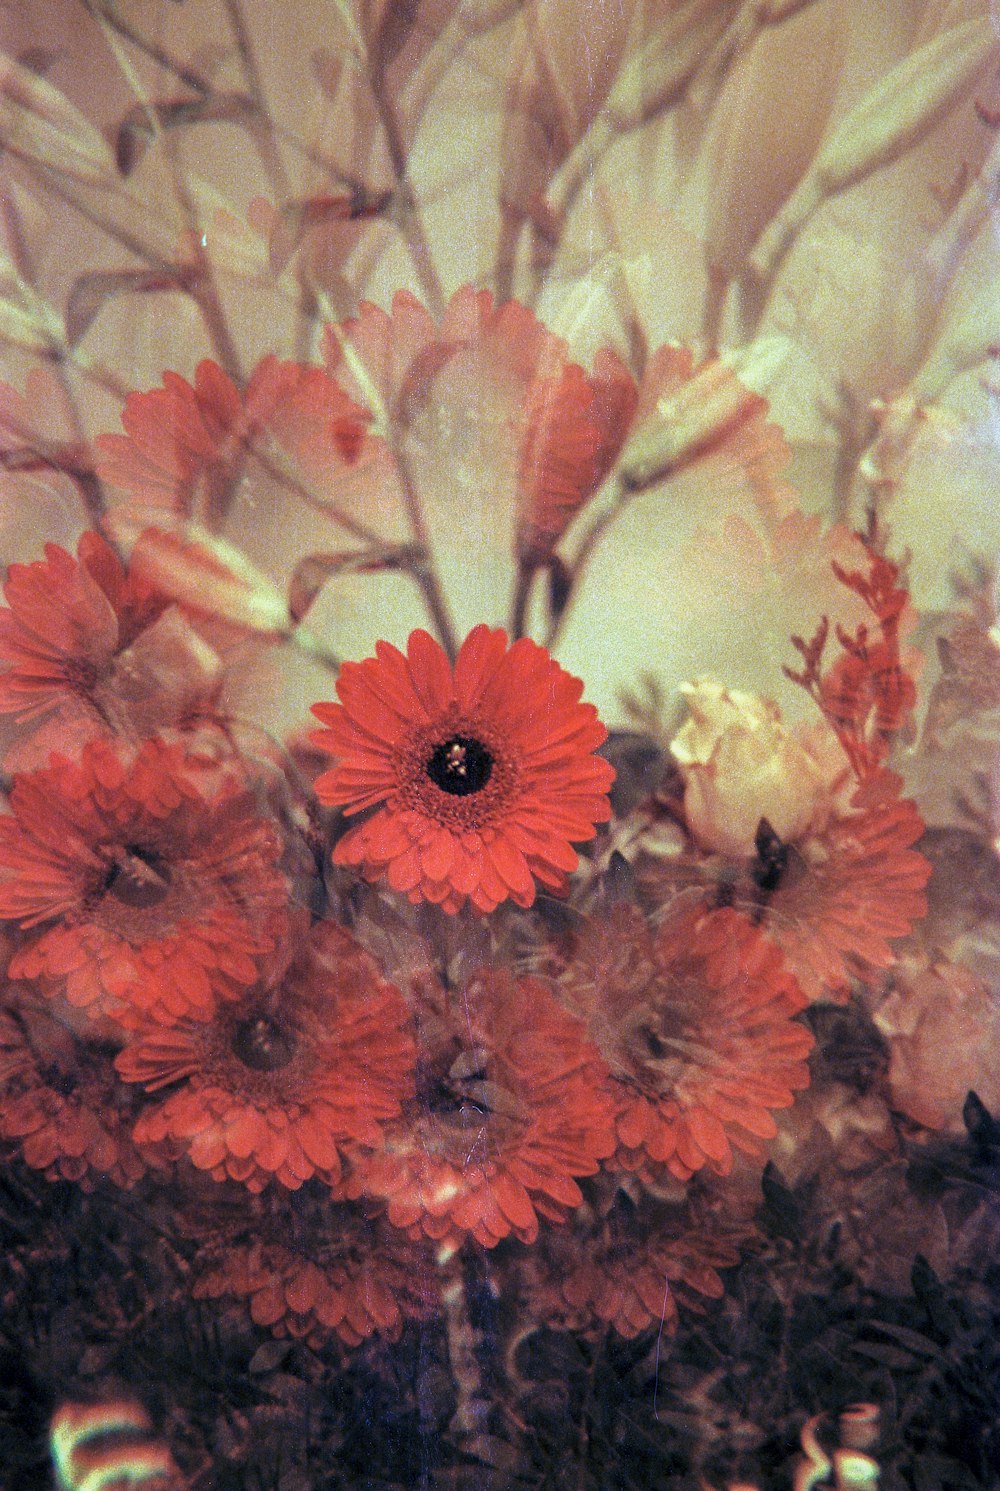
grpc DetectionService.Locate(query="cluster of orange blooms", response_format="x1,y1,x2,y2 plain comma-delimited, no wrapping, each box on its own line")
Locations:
0,292,931,1355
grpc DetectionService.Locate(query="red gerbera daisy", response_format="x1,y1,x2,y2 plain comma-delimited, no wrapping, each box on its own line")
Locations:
519,1189,751,1340
116,921,415,1193
754,768,932,1002
0,531,219,767
192,1206,438,1348
94,356,367,523
0,738,291,1028
347,968,615,1254
559,904,813,1183
0,1001,146,1189
310,625,615,913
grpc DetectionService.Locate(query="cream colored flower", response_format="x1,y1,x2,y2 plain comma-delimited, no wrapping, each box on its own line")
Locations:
874,957,1000,1132
670,678,848,856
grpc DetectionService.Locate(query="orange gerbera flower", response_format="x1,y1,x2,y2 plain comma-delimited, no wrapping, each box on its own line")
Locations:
347,969,615,1254
0,1002,146,1189
559,904,813,1183
754,769,932,1002
116,922,415,1193
0,531,218,767
310,625,615,913
94,356,367,522
0,738,291,1028
192,1208,438,1348
519,1190,750,1340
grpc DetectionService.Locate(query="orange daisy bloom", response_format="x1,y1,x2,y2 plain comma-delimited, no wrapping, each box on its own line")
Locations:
519,1191,750,1340
0,1002,146,1189
0,738,291,1028
310,625,615,913
347,968,615,1253
559,904,813,1183
754,768,932,1003
116,922,415,1193
192,1208,438,1348
0,531,218,767
95,356,367,522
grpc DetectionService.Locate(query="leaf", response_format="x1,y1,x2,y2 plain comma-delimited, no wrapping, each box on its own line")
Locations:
850,1341,923,1370
910,1254,959,1338
963,1089,1000,1150
863,1321,941,1358
369,0,422,78
268,190,390,273
761,1162,801,1240
597,849,637,906
65,266,198,349
0,51,114,181
249,1340,289,1374
600,731,666,816
288,546,415,625
115,93,257,176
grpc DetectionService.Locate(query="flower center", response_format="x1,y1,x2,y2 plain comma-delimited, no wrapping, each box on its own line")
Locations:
231,1014,296,1072
425,735,493,796
64,656,101,695
104,845,172,909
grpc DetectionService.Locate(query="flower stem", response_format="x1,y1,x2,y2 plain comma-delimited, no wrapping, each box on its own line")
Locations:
439,1248,488,1441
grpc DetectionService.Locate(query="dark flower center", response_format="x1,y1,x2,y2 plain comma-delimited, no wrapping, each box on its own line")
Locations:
104,845,171,909
425,735,493,796
231,1015,296,1072
64,656,101,695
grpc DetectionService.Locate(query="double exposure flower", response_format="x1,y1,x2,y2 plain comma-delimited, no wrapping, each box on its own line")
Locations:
519,1189,752,1341
192,1206,438,1348
0,738,291,1027
559,904,813,1183
95,356,368,525
0,1001,146,1188
311,624,614,913
347,968,615,1253
116,922,415,1193
753,770,932,1004
669,677,850,857
0,531,220,767
873,955,1000,1133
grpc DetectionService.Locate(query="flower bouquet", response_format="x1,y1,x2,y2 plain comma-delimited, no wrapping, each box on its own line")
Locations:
0,3,997,1488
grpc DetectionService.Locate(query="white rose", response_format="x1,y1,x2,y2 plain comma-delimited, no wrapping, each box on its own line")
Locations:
670,678,846,856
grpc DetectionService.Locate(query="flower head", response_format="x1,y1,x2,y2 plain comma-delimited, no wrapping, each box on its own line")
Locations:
192,1206,438,1348
0,531,219,767
559,904,813,1183
347,968,615,1253
873,956,1000,1133
0,738,292,1028
95,356,367,523
116,922,415,1193
311,625,615,913
670,677,850,856
0,1002,146,1189
519,1189,751,1340
753,769,932,1003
